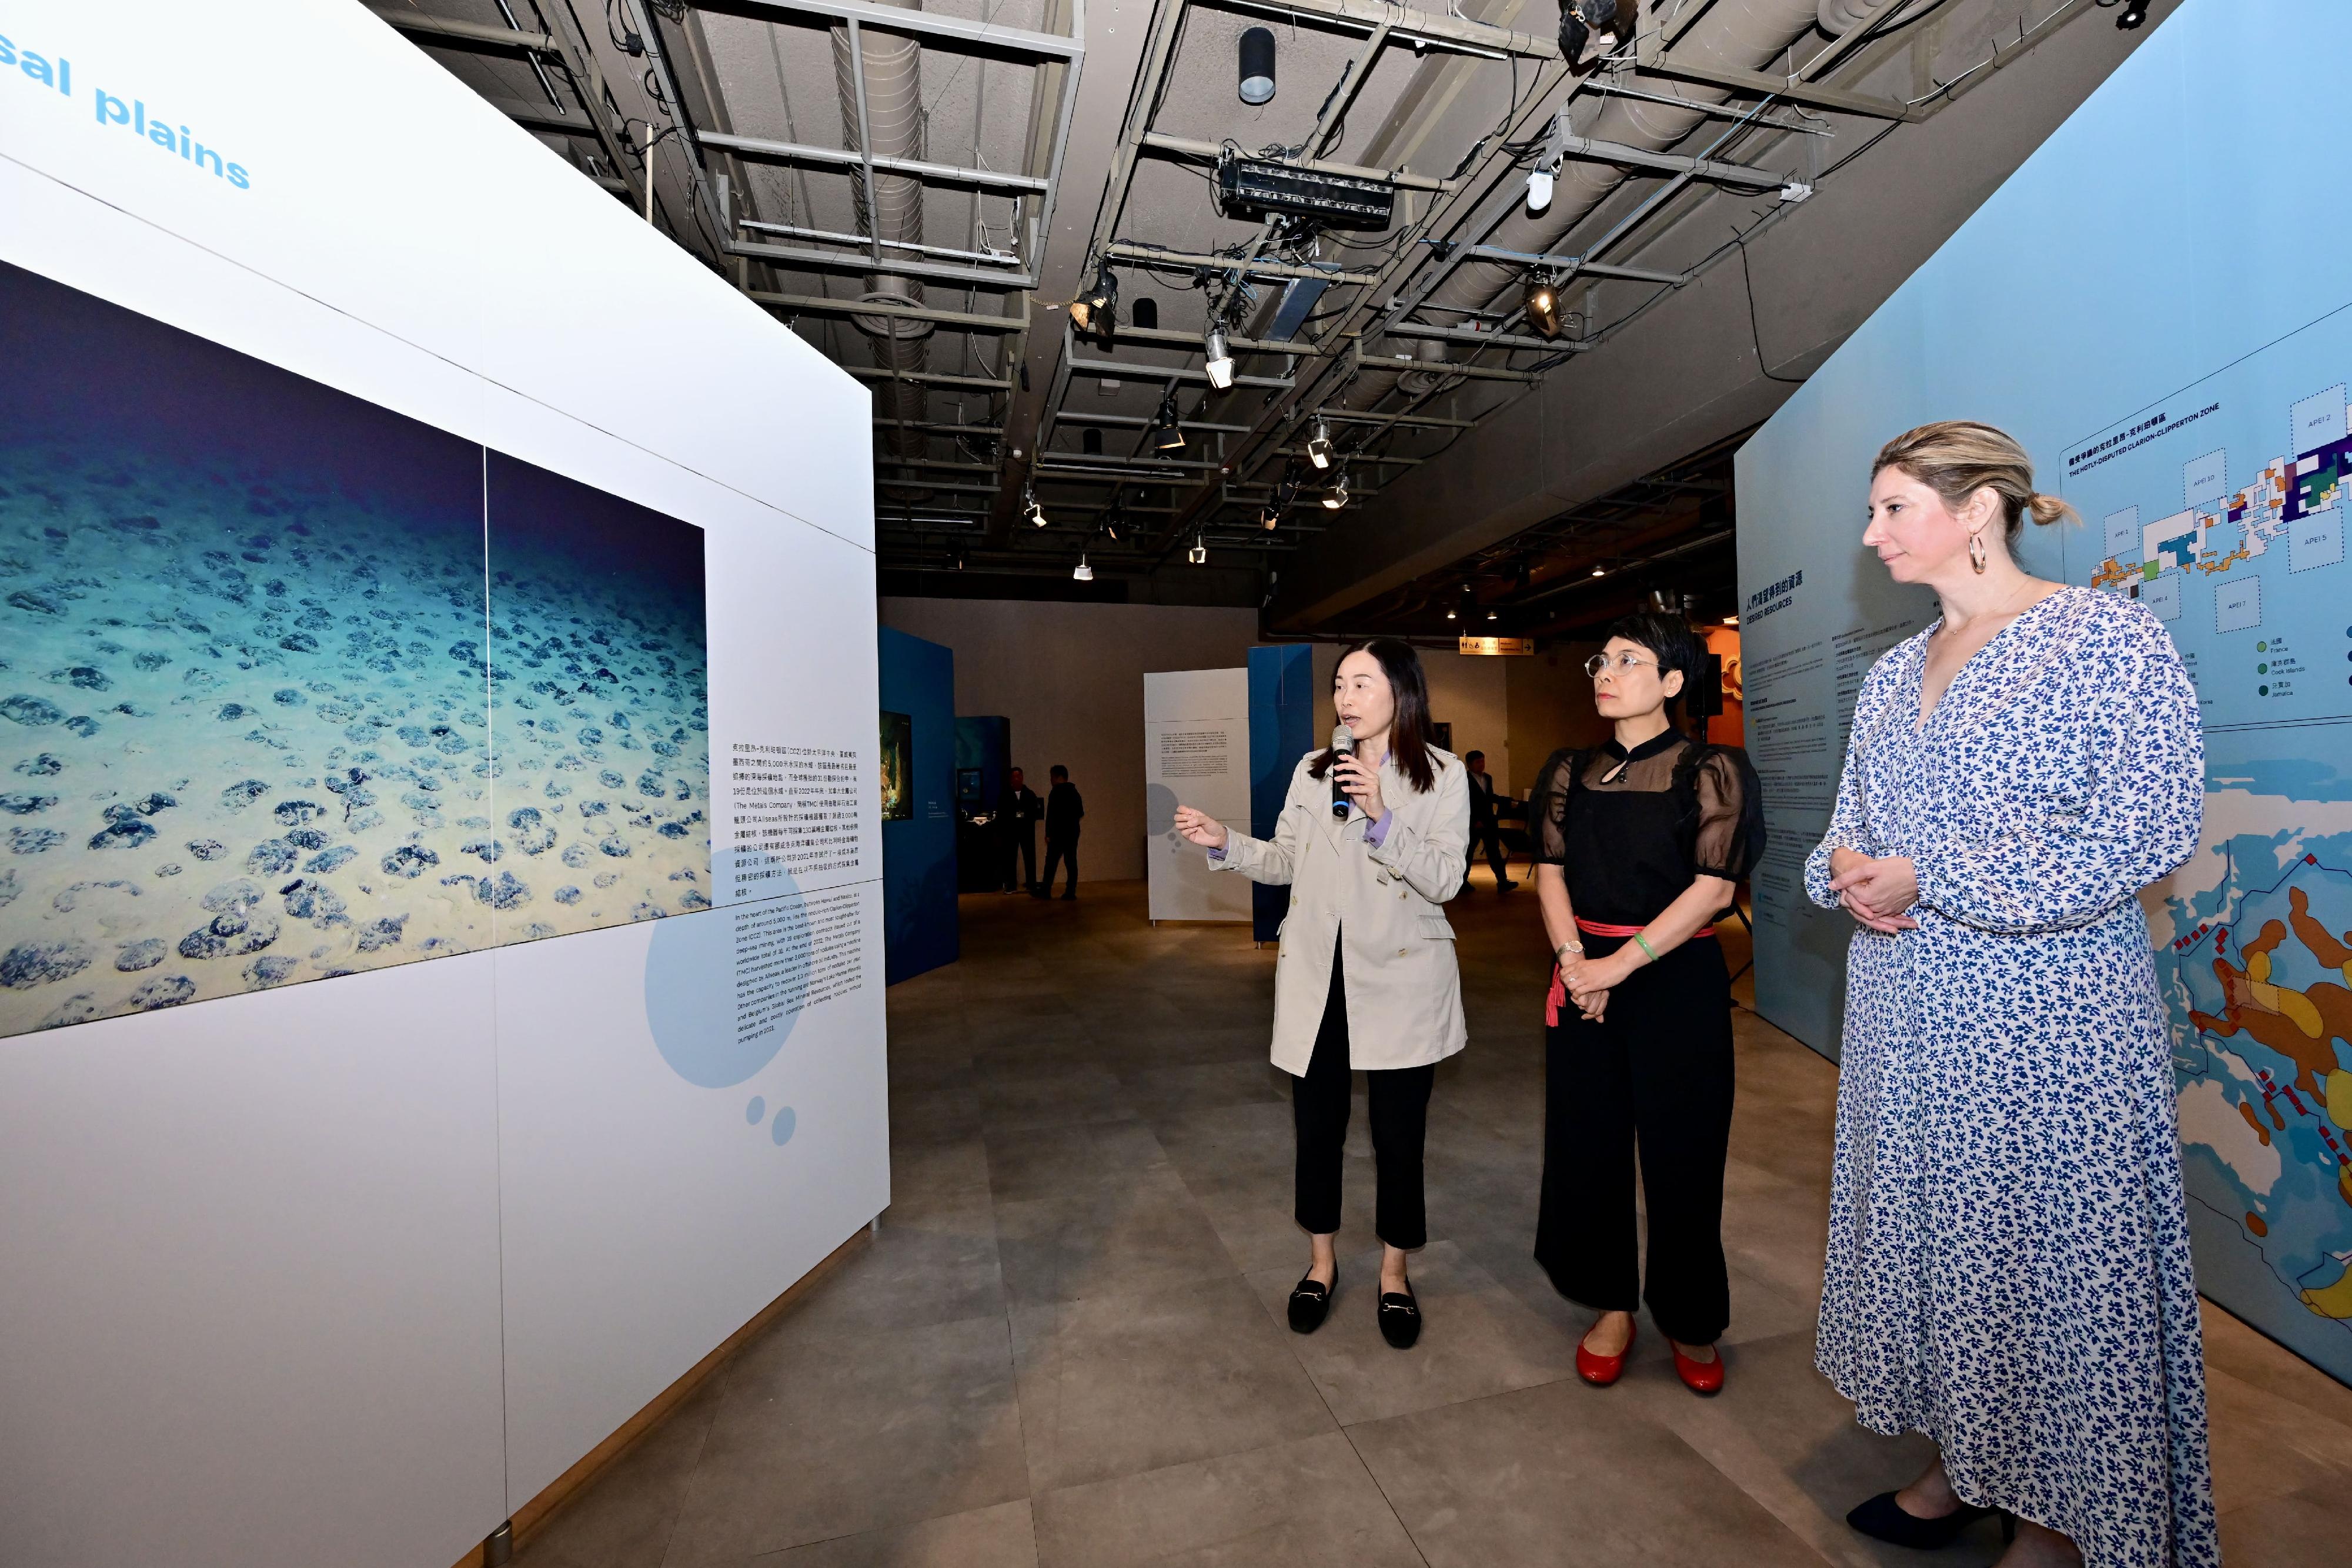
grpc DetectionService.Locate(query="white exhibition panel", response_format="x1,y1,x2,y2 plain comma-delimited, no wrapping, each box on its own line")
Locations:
493,880,888,1507
0,4,882,1563
0,956,507,1568
1144,668,1252,922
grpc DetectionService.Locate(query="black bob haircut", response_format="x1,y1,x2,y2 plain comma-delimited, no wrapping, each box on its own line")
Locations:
1602,612,1702,716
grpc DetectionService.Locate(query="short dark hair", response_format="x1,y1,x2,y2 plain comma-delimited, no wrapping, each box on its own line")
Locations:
1602,612,1702,714
1050,764,1068,780
1464,749,1485,764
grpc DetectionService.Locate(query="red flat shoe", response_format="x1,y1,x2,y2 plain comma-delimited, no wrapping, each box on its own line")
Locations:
1575,1320,1635,1386
1671,1340,1725,1395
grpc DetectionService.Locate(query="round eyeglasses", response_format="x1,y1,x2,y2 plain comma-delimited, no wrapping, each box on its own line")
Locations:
1583,651,1659,680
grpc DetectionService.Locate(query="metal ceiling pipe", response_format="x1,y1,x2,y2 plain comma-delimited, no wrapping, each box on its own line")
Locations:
1379,0,1826,355
834,0,932,490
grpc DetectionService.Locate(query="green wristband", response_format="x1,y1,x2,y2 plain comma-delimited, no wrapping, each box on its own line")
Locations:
1632,933,1659,965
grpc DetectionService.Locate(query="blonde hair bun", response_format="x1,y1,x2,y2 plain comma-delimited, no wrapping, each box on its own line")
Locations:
1873,420,2075,543
2026,492,2077,527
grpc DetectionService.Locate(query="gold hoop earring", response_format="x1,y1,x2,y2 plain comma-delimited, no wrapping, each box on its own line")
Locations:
1968,531,1988,574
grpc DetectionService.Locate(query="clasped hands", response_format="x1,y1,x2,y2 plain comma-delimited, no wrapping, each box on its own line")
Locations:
1558,948,1623,1023
1826,847,1919,933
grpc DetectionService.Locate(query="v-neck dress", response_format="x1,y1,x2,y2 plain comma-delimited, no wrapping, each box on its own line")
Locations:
1803,586,2217,1566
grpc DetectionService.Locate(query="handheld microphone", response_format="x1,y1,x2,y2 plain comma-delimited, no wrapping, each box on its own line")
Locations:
1329,723,1355,820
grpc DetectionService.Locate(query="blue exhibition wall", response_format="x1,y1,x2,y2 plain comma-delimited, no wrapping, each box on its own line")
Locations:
879,630,956,984
1248,645,1315,941
1735,0,2352,1381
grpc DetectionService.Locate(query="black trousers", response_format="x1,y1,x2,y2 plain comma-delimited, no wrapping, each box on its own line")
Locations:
1005,824,1035,890
1459,820,1509,889
1040,834,1078,895
1534,932,1734,1345
1291,943,1436,1248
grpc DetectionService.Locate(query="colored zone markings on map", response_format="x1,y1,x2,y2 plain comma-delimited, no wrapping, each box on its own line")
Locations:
2175,850,2352,1322
2086,384,2351,594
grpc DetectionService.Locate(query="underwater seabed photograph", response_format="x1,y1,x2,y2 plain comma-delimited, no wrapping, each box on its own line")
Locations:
486,449,711,944
0,260,711,1040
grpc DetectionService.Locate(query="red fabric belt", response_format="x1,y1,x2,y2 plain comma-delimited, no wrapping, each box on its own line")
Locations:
1547,919,1717,1027
1573,916,1716,939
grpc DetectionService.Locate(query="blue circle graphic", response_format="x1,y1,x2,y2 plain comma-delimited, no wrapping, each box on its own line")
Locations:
771,1106,797,1146
643,854,811,1088
746,1095,766,1125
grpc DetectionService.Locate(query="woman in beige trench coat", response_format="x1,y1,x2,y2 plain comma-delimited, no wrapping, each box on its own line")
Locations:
1174,638,1469,1349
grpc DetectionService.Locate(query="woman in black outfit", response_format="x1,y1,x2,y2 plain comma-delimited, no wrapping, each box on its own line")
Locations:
1531,613,1762,1396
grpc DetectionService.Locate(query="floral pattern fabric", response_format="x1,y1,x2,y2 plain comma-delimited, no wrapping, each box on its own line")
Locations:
1804,586,2217,1567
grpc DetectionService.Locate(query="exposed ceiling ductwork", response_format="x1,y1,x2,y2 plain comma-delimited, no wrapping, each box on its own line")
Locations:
383,0,2177,617
835,0,936,498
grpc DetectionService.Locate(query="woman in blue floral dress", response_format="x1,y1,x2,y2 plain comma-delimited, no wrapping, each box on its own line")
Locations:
1805,422,2216,1567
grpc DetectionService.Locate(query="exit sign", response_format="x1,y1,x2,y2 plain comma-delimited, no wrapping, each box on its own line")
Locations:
1458,636,1535,656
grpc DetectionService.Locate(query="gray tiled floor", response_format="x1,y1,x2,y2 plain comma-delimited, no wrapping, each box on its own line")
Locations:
516,876,2352,1567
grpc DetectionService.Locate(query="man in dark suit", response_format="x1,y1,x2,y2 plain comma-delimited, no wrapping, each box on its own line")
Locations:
1003,767,1043,892
1459,749,1515,894
1037,764,1084,901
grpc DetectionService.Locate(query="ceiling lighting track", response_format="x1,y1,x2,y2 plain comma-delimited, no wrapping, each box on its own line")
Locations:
845,367,1011,391
699,0,1084,59
755,292,1020,332
1458,245,1686,287
698,131,1051,194
1381,322,1583,354
1058,413,1255,434
724,239,1035,291
1102,244,1379,289
738,220,1025,268
1633,14,1919,122
1552,132,1785,191
1067,355,1292,392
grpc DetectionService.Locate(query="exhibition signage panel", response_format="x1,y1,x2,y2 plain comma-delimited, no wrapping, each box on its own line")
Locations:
1145,668,1252,922
1736,0,2352,1383
879,629,957,982
0,5,884,1563
1248,645,1316,942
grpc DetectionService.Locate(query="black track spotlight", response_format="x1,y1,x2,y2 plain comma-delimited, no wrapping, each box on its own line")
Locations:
1203,324,1235,390
2115,0,2151,28
1523,272,1562,339
1023,484,1046,528
1305,415,1334,470
1238,25,1276,106
1261,507,1281,531
1069,264,1118,338
1153,389,1186,452
1557,0,1619,67
1103,498,1125,541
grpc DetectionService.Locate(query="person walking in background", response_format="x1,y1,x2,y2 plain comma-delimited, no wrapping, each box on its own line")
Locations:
1037,764,1083,901
1458,750,1515,894
1003,767,1041,894
1808,421,2215,1567
1172,638,1470,1350
1530,613,1762,1398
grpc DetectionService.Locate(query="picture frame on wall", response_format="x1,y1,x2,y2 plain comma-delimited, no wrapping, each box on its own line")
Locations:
880,710,913,822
